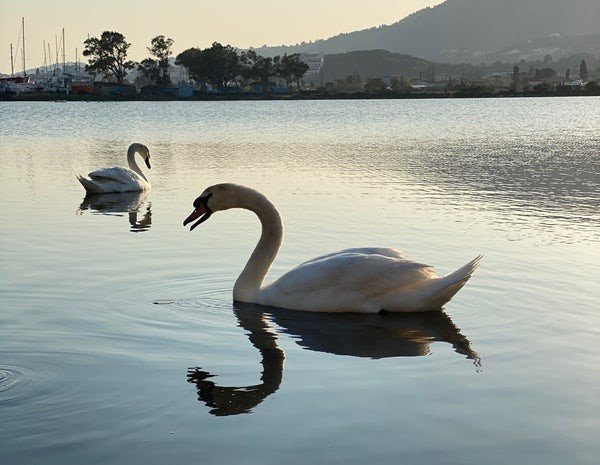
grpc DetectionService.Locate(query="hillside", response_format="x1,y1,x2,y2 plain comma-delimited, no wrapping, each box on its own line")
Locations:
313,49,599,84
254,0,600,63
316,50,478,83
448,34,600,65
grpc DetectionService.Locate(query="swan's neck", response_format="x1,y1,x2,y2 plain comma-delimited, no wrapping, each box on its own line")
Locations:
233,188,283,302
127,146,148,182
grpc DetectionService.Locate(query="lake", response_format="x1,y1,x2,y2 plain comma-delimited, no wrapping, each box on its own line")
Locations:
1,98,599,464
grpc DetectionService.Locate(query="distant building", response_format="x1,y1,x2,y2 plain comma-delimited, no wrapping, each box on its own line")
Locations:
140,85,194,98
300,53,324,79
169,64,189,85
248,84,290,95
94,82,137,97
483,72,512,79
409,80,446,90
564,79,584,87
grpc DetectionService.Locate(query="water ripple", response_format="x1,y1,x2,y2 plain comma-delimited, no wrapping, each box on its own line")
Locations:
0,365,35,404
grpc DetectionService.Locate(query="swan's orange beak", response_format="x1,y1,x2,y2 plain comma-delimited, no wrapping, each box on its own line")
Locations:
183,204,211,230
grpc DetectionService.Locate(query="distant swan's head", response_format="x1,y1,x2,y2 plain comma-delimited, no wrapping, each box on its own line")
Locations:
183,183,252,231
129,143,152,169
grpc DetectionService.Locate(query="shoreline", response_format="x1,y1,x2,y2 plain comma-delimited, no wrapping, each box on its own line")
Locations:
1,89,599,102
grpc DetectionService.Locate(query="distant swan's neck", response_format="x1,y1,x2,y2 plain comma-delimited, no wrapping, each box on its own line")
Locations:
127,146,148,182
233,188,283,302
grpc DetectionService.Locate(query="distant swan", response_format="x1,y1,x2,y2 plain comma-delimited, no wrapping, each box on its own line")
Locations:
77,143,152,194
183,183,482,313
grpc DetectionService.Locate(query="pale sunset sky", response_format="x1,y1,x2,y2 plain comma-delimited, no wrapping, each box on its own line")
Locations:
0,0,441,73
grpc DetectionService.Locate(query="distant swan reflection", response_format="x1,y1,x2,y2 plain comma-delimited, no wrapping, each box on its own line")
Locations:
78,191,152,232
188,303,480,416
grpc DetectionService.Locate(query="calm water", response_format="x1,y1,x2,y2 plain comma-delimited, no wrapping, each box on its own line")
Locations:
1,98,599,464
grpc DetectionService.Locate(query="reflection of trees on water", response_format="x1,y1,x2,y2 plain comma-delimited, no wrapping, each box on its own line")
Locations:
188,303,479,416
78,191,152,233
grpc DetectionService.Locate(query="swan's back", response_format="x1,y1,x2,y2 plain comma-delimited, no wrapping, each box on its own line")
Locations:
299,247,409,265
88,166,145,184
78,167,148,194
256,248,439,313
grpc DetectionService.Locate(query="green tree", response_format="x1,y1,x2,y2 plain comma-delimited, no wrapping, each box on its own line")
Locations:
204,42,240,88
273,53,291,87
512,65,520,84
534,68,557,81
238,50,257,84
510,65,520,92
364,77,386,92
533,82,553,93
177,43,240,89
253,55,274,86
83,31,135,83
275,54,309,88
391,76,410,93
176,47,208,85
138,35,174,85
579,59,588,81
240,50,273,87
585,80,599,93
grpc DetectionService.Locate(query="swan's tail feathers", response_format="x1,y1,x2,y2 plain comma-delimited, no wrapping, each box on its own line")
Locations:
426,255,482,309
77,175,100,194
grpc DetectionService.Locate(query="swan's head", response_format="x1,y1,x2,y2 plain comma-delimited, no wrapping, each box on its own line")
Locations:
183,183,245,231
130,143,151,169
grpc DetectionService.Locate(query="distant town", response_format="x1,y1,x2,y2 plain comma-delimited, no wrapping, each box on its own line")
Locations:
2,27,599,100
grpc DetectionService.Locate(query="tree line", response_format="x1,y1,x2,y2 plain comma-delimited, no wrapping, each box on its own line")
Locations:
82,31,309,89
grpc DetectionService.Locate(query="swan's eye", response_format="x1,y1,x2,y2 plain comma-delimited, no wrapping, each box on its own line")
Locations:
194,193,213,209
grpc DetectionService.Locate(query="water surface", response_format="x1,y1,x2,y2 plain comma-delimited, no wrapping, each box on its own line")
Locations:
1,98,599,464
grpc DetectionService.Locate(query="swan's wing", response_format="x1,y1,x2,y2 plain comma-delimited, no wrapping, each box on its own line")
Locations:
88,166,144,185
272,252,437,298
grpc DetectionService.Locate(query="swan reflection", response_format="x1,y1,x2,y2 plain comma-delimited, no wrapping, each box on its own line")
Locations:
188,303,480,416
78,191,152,232
188,305,284,417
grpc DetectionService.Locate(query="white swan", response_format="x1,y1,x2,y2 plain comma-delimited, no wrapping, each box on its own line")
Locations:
77,143,152,194
183,183,482,313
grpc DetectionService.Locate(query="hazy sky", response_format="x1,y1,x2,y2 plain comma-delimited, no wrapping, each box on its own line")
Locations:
0,0,441,73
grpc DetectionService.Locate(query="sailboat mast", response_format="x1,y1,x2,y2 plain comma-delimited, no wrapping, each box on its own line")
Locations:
10,43,14,77
22,17,26,77
55,35,58,74
43,40,47,73
62,28,66,73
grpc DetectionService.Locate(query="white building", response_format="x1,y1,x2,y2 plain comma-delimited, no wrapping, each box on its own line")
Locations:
299,53,324,79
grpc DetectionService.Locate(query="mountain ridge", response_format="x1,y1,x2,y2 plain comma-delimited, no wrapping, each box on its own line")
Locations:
252,0,600,63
